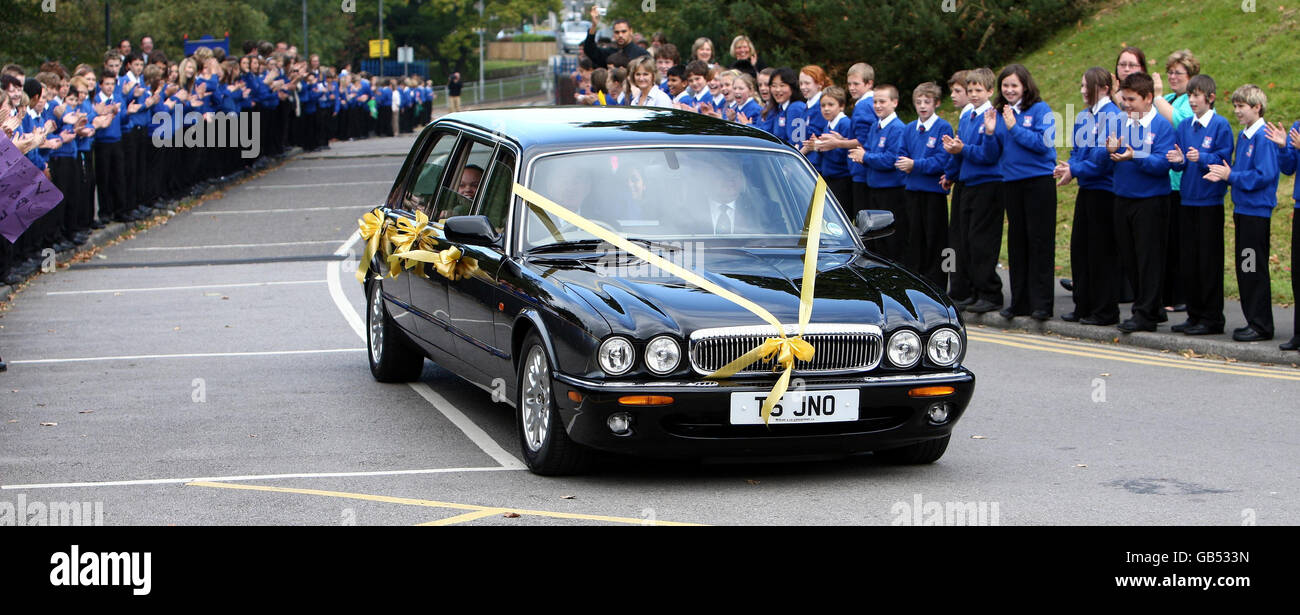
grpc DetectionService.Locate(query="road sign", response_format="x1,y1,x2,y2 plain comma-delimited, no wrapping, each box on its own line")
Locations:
397,46,414,64
368,39,391,58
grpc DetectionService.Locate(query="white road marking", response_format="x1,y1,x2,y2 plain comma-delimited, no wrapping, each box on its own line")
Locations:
326,232,527,470
246,181,390,189
46,280,326,295
10,348,364,365
203,206,365,215
0,467,520,490
127,240,342,251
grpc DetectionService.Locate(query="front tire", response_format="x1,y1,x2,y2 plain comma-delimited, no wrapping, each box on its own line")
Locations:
367,280,424,382
516,332,593,475
875,435,950,464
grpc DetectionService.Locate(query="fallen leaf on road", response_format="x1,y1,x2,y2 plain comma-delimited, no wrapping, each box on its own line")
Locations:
95,254,107,260
113,292,122,296
47,329,55,333
7,419,17,423
249,434,257,438
971,435,987,439
1099,373,1110,377
560,495,575,500
79,410,94,414
173,326,181,331
221,296,229,300
502,512,520,518
746,479,760,485
1075,464,1087,468
40,422,57,427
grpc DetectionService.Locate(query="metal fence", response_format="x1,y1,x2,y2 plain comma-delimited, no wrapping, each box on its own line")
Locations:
430,67,551,107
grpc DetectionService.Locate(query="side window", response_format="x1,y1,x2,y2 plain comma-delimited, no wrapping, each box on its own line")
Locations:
434,138,496,221
474,150,517,237
405,130,459,215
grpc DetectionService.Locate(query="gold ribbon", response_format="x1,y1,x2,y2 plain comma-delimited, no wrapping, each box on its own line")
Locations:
355,208,387,283
393,245,481,281
512,178,829,424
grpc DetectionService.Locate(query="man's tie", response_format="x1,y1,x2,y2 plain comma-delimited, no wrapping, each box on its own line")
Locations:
717,204,733,234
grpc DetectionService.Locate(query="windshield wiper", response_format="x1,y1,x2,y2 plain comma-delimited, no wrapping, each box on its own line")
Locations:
528,238,679,255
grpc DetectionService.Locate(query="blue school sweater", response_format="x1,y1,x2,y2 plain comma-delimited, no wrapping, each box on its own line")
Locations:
992,100,1057,181
1066,100,1122,193
774,100,808,149
818,114,852,180
862,113,907,189
943,105,975,183
91,90,127,143
48,100,79,159
849,93,875,184
1228,120,1279,218
904,116,953,194
1169,110,1234,206
959,103,1002,187
1112,110,1176,199
76,99,95,153
804,92,828,139
1277,119,1300,206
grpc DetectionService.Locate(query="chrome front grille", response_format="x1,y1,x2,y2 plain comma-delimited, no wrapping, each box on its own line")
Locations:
688,324,883,376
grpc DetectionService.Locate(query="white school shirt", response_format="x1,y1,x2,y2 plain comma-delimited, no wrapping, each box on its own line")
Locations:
1242,117,1265,139
877,112,898,130
1193,108,1215,128
917,113,939,132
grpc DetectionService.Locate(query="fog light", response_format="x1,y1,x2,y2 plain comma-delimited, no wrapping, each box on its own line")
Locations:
927,402,951,424
607,412,633,435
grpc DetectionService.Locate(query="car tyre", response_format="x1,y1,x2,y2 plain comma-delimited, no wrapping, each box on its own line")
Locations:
876,435,950,464
517,331,593,475
366,280,424,383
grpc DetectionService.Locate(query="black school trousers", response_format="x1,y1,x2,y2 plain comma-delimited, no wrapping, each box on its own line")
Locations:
851,181,871,219
869,186,907,262
1115,195,1167,326
1179,204,1224,329
1164,189,1186,308
905,189,949,289
1069,188,1119,322
1234,212,1273,337
947,181,973,301
1003,175,1057,316
959,181,1005,305
93,140,126,221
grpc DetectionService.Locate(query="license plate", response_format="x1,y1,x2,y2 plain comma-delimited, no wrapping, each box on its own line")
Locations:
729,389,860,425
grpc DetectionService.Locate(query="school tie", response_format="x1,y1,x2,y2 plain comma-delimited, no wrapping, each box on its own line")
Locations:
919,125,927,134
716,204,733,234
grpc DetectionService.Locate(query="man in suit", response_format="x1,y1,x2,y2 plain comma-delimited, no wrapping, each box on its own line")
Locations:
702,158,781,235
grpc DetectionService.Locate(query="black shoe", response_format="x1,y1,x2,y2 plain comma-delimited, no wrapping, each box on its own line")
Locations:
90,219,107,229
1031,310,1051,321
1118,318,1156,332
53,241,75,253
1233,325,1253,335
965,299,1000,314
952,296,975,309
1060,311,1079,322
73,231,93,245
1080,315,1119,326
1280,337,1300,351
1183,324,1223,336
1155,311,1168,323
1165,303,1187,313
1232,328,1272,342
1059,278,1074,292
1170,320,1195,333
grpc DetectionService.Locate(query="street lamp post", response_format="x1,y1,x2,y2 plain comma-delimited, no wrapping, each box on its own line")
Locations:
302,0,309,58
477,1,485,103
379,0,385,77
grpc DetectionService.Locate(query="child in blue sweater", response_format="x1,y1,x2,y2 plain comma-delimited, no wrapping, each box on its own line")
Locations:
897,82,953,286
1166,75,1234,336
1204,84,1280,342
1264,117,1300,350
852,84,907,261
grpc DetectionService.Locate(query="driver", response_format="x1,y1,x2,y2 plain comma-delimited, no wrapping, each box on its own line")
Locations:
700,156,779,234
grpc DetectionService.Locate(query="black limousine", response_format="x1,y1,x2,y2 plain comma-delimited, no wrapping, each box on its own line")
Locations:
362,107,975,475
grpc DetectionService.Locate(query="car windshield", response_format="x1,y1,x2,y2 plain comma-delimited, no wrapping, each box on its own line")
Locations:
522,148,858,251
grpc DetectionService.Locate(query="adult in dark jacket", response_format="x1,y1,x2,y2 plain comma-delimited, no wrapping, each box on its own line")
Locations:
583,5,649,68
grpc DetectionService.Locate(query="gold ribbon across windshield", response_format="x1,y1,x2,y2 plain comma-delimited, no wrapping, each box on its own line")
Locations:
512,178,829,425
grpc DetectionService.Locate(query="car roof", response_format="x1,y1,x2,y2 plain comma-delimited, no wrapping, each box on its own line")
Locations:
434,106,789,157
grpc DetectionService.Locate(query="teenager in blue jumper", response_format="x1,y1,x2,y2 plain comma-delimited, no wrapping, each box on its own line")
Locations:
1204,84,1280,342
1264,114,1300,350
943,70,974,306
800,85,853,212
1166,75,1234,336
1109,72,1177,332
897,82,953,288
854,85,908,262
943,68,1004,314
1055,67,1123,326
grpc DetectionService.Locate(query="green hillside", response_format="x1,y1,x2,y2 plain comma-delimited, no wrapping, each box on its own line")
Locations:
942,0,1298,303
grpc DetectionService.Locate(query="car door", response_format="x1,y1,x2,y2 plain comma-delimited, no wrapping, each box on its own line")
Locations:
445,144,517,381
400,127,461,350
371,126,438,338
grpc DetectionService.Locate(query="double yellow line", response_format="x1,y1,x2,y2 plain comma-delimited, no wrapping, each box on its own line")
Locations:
966,329,1300,381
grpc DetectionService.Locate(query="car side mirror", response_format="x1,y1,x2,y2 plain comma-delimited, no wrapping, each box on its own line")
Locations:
444,215,499,246
855,209,895,240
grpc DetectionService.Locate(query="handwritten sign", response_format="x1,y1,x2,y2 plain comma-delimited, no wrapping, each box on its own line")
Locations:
0,131,63,243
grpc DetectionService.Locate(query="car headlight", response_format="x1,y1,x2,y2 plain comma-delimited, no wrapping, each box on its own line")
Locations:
887,330,922,368
598,336,635,375
927,329,962,366
644,336,680,375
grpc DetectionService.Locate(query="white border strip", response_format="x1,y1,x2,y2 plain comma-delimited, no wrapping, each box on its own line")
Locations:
47,280,326,296
1,466,519,490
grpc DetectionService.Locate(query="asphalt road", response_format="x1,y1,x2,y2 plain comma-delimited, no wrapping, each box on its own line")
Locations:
1,133,1297,527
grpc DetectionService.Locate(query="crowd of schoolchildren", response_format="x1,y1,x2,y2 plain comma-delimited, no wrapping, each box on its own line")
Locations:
1,37,437,288
572,14,1299,351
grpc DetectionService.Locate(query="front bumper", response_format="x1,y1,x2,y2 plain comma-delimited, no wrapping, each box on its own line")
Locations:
551,369,975,459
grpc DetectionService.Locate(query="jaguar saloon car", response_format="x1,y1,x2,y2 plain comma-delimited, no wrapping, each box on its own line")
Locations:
362,107,975,475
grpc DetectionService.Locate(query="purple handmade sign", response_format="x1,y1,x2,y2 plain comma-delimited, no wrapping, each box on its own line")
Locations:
0,131,63,243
